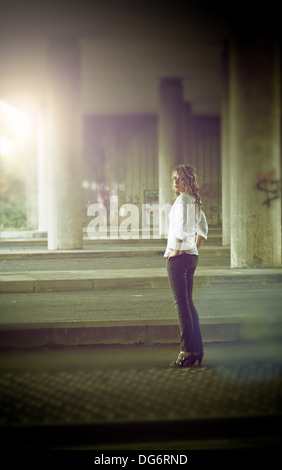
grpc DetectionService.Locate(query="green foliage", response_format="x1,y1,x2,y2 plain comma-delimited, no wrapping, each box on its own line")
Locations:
0,200,27,229
0,150,27,229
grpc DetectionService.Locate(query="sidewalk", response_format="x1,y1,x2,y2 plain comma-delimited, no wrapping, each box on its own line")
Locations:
0,343,282,450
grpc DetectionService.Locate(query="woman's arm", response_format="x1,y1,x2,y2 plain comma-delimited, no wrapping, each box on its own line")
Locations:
196,234,205,250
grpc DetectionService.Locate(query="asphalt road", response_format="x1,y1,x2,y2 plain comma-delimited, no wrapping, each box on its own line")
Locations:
1,283,282,324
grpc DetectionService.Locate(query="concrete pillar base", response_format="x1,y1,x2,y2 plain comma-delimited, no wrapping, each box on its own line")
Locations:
46,37,83,251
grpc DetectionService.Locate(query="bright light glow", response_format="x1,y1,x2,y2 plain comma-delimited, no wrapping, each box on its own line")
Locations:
0,136,13,157
0,101,31,157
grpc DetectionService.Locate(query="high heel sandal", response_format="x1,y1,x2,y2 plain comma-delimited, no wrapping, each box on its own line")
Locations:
188,352,203,367
170,352,194,368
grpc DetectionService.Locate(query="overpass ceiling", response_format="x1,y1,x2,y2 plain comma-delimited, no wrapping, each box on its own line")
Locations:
0,1,276,116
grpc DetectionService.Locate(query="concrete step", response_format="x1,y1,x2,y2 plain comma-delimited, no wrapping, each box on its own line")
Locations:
0,227,222,247
0,267,281,294
0,226,223,239
0,244,229,260
0,238,222,248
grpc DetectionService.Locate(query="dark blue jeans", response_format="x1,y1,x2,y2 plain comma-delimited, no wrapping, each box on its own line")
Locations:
166,253,203,354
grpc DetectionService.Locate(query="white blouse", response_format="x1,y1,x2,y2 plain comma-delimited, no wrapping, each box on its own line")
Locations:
164,193,208,257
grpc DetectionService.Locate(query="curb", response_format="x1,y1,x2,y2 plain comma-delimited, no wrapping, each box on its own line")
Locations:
0,318,250,349
1,268,282,293
1,317,281,349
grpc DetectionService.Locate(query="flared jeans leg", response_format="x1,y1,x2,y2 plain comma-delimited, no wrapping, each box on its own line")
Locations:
166,254,203,354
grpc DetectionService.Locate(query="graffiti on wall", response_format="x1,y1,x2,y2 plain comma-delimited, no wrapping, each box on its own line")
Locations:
256,169,281,207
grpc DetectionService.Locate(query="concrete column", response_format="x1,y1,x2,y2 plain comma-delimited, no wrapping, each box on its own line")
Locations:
158,78,183,235
182,102,195,166
229,36,281,267
221,42,231,247
47,37,83,250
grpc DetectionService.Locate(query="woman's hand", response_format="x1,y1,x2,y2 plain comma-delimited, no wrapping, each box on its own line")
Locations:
167,249,182,260
167,238,184,260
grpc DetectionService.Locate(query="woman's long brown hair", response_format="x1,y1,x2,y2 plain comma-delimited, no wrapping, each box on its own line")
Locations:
172,164,203,211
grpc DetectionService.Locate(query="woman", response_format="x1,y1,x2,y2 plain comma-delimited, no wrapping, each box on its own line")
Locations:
165,164,208,367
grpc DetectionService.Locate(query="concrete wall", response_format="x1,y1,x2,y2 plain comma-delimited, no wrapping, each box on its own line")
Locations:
83,113,221,226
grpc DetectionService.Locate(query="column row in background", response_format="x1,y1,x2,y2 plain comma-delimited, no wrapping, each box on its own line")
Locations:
83,112,221,227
